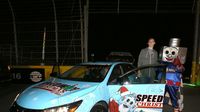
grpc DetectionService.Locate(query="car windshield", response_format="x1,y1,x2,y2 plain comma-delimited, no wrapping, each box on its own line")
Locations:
58,64,111,82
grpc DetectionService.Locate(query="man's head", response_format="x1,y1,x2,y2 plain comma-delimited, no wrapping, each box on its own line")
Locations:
147,38,156,48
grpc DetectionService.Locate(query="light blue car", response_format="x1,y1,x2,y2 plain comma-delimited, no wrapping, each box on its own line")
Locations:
10,62,166,112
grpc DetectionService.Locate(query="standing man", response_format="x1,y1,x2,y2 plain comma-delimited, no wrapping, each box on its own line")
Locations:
137,38,158,83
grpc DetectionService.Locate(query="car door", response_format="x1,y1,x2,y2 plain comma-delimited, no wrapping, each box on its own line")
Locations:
108,65,166,112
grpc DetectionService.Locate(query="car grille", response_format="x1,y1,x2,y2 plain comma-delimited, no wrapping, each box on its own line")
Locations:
10,102,43,112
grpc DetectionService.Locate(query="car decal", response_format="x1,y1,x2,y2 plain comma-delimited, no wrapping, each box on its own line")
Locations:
109,86,164,112
33,82,80,95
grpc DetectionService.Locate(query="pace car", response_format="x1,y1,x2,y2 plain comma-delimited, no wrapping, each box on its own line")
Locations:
10,62,167,112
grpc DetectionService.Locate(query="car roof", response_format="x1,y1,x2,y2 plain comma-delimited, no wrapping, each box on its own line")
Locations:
80,61,131,66
108,52,133,57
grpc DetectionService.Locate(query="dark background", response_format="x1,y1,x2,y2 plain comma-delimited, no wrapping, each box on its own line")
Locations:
89,13,194,82
0,0,195,82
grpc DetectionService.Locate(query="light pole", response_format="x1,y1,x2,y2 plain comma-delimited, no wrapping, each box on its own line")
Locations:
192,0,200,84
8,0,18,65
84,0,89,62
52,0,59,64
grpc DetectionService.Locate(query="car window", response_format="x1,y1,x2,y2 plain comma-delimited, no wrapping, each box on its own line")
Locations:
119,65,166,85
118,71,141,85
108,65,123,85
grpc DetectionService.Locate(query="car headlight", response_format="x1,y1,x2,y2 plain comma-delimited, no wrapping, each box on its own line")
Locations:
12,93,20,105
14,93,20,101
10,93,20,110
44,100,82,112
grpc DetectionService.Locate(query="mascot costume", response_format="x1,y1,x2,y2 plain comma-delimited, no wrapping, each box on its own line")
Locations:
159,38,187,112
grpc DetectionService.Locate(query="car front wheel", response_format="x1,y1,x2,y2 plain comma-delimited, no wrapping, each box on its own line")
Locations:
90,103,107,112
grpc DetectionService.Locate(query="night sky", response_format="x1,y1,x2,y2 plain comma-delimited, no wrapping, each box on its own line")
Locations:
89,13,194,60
89,13,194,81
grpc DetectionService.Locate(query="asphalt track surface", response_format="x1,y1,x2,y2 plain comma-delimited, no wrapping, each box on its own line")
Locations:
0,81,199,112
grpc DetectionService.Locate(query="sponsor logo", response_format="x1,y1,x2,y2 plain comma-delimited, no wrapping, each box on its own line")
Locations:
30,71,42,82
34,82,80,95
136,94,164,108
166,68,176,72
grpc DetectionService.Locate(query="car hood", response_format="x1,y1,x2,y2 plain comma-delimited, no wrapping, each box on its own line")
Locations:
16,79,99,110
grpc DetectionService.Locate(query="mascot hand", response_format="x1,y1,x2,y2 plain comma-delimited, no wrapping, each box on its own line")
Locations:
173,57,185,72
177,65,185,72
173,56,183,66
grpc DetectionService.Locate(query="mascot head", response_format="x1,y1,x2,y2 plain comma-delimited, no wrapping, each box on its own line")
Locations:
162,46,178,63
160,38,187,64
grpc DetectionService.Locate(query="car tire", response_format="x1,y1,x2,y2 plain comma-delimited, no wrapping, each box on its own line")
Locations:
90,102,108,112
